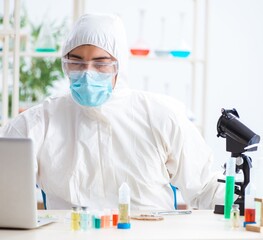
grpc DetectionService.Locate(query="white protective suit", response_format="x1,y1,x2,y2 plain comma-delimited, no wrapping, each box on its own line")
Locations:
0,13,224,210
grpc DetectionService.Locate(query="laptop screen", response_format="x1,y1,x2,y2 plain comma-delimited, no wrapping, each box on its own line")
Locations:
0,138,38,229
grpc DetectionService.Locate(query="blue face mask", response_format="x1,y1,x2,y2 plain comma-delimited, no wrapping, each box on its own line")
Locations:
69,71,113,107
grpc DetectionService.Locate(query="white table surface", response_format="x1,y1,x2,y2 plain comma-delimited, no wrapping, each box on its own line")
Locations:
0,210,262,240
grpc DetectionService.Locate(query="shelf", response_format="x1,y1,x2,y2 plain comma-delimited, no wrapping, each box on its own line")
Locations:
0,29,15,37
0,51,62,58
20,51,62,58
0,51,204,63
129,55,205,63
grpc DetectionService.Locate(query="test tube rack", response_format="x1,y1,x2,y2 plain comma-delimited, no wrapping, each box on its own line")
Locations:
245,198,263,233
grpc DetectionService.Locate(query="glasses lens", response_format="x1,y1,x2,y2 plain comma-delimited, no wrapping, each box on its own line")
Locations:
63,58,118,74
91,62,117,73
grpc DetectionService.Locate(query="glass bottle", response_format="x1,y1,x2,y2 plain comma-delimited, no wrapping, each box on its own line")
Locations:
80,206,89,231
102,208,111,228
71,206,80,231
231,204,240,228
94,211,102,229
112,208,119,227
117,182,131,229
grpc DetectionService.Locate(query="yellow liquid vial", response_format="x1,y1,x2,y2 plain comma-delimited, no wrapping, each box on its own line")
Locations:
71,207,80,231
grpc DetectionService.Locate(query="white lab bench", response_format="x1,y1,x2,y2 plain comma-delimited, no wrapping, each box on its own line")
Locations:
0,210,262,240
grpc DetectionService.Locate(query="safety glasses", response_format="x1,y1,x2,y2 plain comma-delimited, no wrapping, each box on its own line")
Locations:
62,58,118,74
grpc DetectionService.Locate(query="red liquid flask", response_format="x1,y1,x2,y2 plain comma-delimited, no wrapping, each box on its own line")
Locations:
130,48,150,56
130,9,150,57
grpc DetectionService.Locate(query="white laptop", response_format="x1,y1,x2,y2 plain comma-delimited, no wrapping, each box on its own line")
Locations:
0,137,55,229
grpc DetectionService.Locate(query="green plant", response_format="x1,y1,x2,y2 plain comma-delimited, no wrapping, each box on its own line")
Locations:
19,57,63,102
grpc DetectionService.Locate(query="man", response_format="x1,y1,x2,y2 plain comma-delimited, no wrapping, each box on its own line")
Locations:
0,13,223,210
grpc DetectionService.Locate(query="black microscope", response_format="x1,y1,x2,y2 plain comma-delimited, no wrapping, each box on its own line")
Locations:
213,108,260,216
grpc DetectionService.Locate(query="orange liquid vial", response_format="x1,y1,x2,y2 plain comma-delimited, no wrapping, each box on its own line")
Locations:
112,213,118,226
245,208,256,222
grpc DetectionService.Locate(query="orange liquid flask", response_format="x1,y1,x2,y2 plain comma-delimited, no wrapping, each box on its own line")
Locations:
130,9,150,56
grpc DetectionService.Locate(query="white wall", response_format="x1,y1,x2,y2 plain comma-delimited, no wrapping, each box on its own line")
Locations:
205,0,263,196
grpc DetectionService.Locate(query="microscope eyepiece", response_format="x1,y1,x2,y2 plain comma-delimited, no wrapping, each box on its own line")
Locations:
217,108,260,154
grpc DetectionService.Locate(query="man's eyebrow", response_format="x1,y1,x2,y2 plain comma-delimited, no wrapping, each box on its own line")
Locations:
68,53,83,59
68,54,112,61
91,56,112,61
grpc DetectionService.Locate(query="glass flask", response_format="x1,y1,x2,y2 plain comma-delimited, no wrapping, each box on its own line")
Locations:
35,22,56,52
154,17,170,57
170,12,191,58
130,9,150,56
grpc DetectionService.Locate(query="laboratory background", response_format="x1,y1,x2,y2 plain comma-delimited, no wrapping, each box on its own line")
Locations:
1,0,263,205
